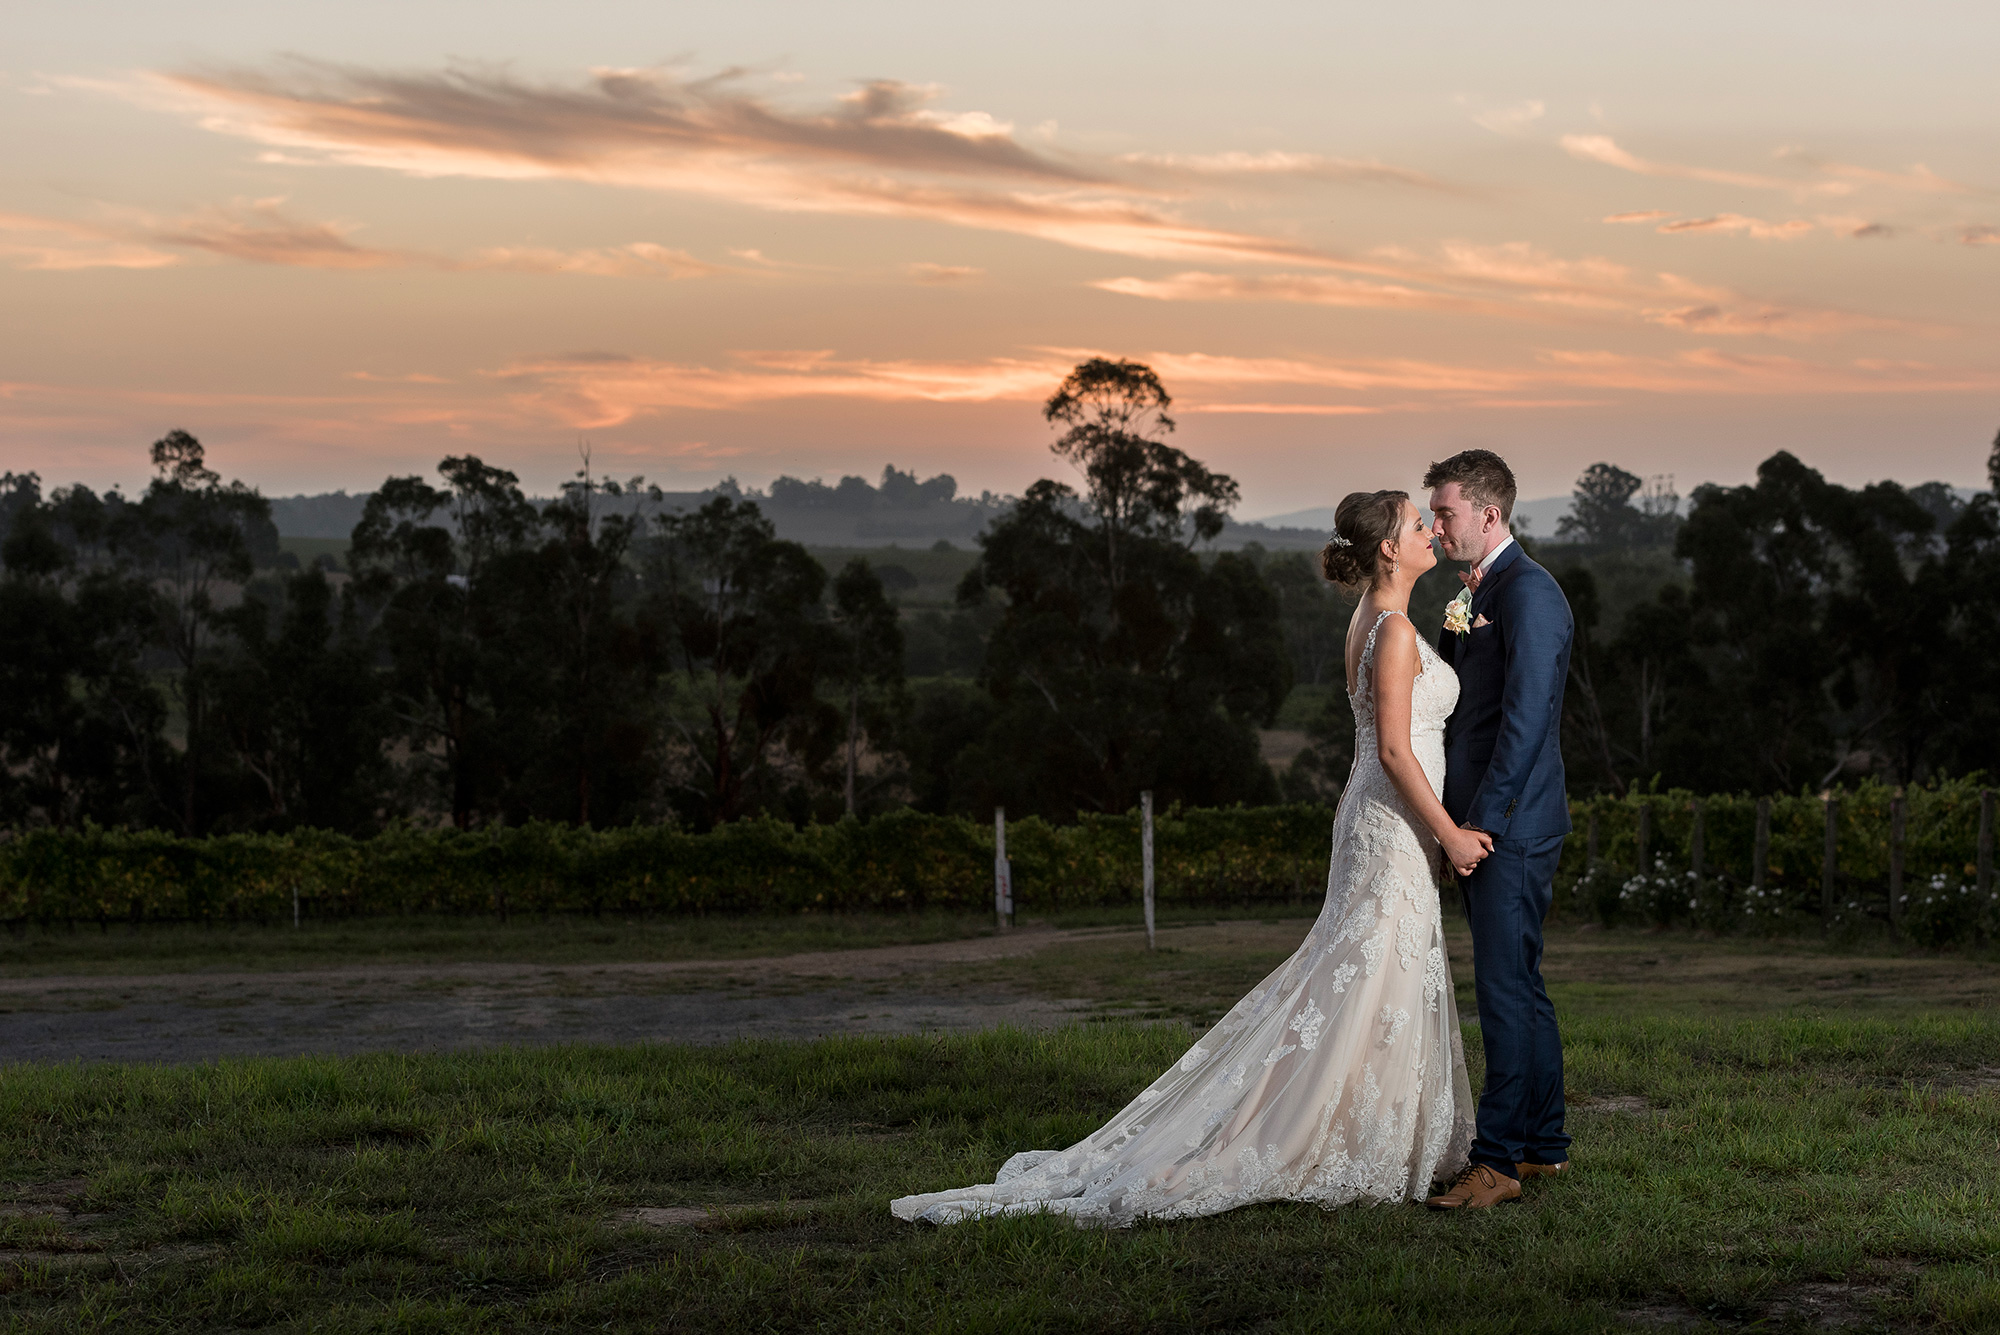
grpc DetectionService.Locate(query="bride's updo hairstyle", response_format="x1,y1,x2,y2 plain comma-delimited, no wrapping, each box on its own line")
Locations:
1320,489,1409,590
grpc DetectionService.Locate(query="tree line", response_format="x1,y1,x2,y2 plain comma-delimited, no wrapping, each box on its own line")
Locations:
0,361,1286,835
1277,443,2000,801
3,365,1994,838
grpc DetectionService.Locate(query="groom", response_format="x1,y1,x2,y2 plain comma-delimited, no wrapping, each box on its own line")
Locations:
1421,450,1574,1210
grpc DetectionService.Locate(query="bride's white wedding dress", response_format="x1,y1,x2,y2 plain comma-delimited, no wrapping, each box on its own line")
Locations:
891,609,1475,1227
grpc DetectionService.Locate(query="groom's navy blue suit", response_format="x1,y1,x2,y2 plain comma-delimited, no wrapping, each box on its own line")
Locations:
1437,539,1574,1178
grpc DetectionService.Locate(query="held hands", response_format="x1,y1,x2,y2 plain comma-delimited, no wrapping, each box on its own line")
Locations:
1440,824,1494,878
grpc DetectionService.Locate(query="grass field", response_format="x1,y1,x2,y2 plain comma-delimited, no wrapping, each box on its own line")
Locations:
4,918,1998,1331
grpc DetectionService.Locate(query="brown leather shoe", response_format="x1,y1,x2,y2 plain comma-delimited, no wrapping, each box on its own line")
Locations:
1425,1164,1521,1210
1516,1161,1568,1180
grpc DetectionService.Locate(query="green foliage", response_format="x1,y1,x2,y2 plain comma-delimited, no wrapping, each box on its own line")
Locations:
956,474,1289,819
1554,461,1678,547
1554,449,2000,797
0,804,1339,925
1559,776,1997,945
646,496,842,827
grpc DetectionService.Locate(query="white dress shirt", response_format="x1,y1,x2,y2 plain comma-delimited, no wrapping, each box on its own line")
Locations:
1475,534,1515,578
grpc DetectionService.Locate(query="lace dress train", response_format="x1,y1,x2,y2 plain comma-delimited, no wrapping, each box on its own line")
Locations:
891,610,1474,1226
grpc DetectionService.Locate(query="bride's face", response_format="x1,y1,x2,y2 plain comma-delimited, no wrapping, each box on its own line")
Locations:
1385,500,1438,580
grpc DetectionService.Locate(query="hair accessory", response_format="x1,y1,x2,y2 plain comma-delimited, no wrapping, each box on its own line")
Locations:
1328,529,1352,548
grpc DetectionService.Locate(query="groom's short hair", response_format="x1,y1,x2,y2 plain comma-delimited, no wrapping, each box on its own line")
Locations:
1422,450,1517,523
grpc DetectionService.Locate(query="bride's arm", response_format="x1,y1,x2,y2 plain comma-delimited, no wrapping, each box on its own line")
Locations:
1371,616,1494,876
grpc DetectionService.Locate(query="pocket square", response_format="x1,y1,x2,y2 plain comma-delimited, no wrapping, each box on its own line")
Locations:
1472,614,1492,628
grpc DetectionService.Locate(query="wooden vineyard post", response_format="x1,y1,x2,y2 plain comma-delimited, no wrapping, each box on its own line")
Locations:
1586,810,1599,873
1822,794,1839,932
1752,797,1772,905
1889,790,1906,933
1980,789,1995,897
994,807,1013,930
1141,790,1156,951
1689,801,1705,882
1636,802,1652,878
291,882,301,930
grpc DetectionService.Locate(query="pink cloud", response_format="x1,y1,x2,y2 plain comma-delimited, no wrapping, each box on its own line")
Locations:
1656,213,1816,240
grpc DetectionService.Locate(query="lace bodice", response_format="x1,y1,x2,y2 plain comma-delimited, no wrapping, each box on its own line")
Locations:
1347,608,1458,808
889,607,1474,1228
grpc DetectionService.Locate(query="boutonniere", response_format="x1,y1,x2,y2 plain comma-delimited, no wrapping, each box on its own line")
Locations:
1442,588,1472,638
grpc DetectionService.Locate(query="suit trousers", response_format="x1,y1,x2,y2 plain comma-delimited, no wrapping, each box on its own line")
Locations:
1462,832,1570,1178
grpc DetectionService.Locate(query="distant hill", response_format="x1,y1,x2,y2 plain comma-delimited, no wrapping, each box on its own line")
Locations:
1251,495,1573,542
269,465,1332,551
266,492,374,539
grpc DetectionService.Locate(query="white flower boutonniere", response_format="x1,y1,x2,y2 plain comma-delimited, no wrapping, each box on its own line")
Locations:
1442,588,1472,638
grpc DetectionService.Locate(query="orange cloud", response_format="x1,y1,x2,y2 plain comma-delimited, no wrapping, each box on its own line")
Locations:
1962,225,2000,246
127,61,1396,266
1656,213,1815,240
1116,150,1468,194
907,262,982,283
1774,149,1973,195
1098,240,1897,340
0,211,181,270
491,349,1073,427
1090,270,1506,318
153,199,409,268
464,243,712,277
488,343,2000,430
1564,136,1984,204
13,198,718,278
1560,134,1823,192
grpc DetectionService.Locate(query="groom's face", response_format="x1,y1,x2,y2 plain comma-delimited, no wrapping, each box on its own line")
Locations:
1427,482,1501,562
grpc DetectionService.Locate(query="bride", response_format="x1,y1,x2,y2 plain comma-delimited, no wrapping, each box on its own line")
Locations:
892,490,1492,1226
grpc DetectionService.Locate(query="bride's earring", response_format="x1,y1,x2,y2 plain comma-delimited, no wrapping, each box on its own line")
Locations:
1390,558,1400,575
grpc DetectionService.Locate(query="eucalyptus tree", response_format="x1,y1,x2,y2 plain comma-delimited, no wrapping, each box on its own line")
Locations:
348,457,538,827
643,496,839,827
951,360,1287,821
1042,358,1238,591
829,557,905,816
115,431,280,832
207,567,388,831
0,491,166,827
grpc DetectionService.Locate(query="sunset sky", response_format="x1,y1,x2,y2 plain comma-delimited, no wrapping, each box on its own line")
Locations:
5,1,1998,515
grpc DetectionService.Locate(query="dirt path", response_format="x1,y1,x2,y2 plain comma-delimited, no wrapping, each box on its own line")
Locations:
0,922,1140,1064
0,919,1097,999
7,916,1994,1065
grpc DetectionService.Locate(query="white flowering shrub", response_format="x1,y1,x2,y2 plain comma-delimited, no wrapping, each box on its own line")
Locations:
1610,855,1735,929
1569,862,1625,925
1901,870,1998,949
1735,877,1793,932
1682,869,1738,934
1617,855,1681,927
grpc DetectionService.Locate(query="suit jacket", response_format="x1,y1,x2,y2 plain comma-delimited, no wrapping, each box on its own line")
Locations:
1437,541,1574,841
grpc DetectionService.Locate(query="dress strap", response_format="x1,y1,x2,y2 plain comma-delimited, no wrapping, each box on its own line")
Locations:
1360,608,1409,668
